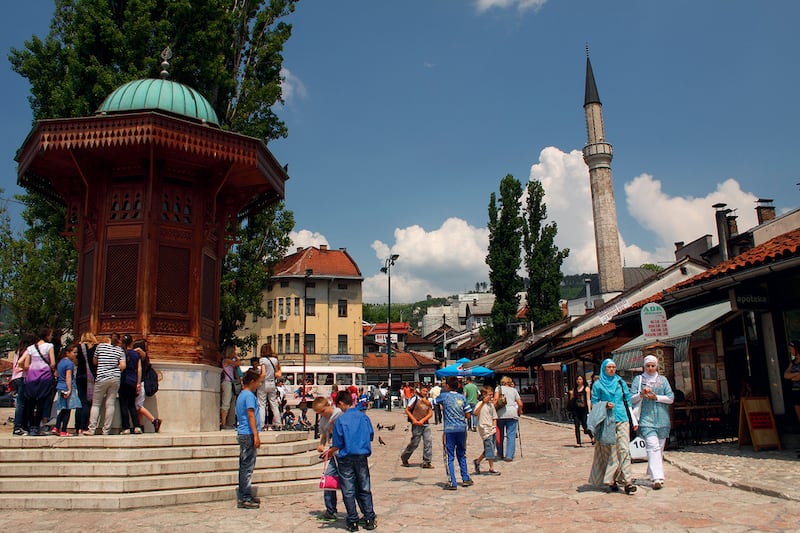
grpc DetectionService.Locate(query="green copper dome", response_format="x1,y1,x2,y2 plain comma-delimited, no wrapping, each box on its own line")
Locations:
97,78,220,126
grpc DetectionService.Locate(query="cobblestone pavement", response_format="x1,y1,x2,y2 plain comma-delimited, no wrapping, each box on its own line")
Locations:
2,407,800,532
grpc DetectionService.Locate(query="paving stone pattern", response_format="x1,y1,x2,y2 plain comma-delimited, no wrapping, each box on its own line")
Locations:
2,407,799,532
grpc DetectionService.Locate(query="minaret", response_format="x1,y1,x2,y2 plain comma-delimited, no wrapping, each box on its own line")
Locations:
582,50,624,293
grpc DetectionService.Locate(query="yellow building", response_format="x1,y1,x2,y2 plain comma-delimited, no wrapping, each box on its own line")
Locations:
242,245,364,365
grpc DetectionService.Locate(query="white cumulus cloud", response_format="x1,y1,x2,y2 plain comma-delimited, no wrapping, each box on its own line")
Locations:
290,229,328,251
280,67,307,105
475,0,548,13
363,218,489,303
529,147,760,275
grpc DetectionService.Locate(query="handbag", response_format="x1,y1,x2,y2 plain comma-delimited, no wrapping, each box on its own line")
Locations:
495,387,507,410
619,381,637,442
318,454,340,491
232,366,243,396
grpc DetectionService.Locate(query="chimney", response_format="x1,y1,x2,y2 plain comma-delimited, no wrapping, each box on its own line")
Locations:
297,247,303,253
584,278,593,310
756,198,776,224
674,241,684,251
561,300,568,318
320,244,328,251
713,203,731,262
726,213,738,236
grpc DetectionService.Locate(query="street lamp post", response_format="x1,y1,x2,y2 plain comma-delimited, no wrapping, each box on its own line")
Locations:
302,268,313,399
381,254,399,411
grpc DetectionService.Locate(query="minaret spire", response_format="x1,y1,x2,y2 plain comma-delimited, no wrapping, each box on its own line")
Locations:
582,50,624,293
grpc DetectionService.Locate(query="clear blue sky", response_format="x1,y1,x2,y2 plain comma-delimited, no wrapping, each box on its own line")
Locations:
2,1,798,304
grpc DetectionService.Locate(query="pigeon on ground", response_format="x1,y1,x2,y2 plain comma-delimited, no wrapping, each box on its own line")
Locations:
378,436,386,445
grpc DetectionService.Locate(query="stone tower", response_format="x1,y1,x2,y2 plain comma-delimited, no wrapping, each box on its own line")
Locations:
582,53,624,293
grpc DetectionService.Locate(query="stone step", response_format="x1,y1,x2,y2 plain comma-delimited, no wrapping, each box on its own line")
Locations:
0,478,320,510
0,462,321,493
0,449,321,478
1,439,317,463
0,431,323,509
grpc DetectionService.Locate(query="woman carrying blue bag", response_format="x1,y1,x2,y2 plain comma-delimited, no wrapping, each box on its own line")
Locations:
587,358,637,494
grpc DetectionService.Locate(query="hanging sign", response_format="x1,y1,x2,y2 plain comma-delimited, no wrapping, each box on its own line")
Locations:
640,303,668,339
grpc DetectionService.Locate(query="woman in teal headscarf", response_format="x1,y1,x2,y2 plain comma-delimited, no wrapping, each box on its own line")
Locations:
588,358,637,494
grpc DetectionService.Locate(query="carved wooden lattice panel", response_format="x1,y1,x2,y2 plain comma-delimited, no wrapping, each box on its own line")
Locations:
103,244,138,313
157,246,189,314
79,248,94,318
109,190,142,221
201,254,216,321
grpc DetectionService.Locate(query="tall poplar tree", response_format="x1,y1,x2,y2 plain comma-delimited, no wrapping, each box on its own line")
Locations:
484,174,524,351
8,0,298,345
522,180,569,329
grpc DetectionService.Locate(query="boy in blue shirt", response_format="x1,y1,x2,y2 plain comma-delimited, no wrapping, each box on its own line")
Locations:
236,368,262,509
432,376,474,490
330,390,377,531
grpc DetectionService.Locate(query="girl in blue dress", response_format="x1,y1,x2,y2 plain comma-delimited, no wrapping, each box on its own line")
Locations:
54,344,82,437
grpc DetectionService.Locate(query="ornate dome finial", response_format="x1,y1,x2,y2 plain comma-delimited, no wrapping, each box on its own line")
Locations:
160,46,173,79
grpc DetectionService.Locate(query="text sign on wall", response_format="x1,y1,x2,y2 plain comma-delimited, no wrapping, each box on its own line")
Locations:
374,334,398,345
640,303,669,339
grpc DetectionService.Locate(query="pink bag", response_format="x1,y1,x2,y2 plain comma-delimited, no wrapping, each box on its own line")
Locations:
319,455,340,491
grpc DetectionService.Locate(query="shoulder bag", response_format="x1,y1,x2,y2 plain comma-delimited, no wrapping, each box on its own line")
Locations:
619,381,637,442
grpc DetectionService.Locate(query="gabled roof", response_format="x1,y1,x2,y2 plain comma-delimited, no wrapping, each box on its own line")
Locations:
367,322,411,336
273,246,362,279
363,351,439,371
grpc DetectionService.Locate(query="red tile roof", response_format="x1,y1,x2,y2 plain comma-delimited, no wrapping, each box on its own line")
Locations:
273,246,362,278
363,351,440,370
367,322,411,335
629,227,800,309
558,322,616,348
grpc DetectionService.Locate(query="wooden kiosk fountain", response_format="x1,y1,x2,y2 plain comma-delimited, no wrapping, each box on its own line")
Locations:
15,63,287,432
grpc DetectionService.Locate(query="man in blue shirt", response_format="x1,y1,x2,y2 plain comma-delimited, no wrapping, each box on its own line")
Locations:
330,390,376,531
235,368,262,509
432,376,474,490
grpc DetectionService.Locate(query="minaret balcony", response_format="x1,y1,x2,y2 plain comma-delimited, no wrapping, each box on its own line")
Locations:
582,141,614,159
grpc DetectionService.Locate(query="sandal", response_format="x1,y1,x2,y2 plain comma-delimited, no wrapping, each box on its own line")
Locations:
624,483,637,494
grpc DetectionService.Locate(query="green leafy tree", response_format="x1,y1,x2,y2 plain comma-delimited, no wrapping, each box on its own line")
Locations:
483,174,523,350
522,180,569,329
640,263,664,273
219,203,294,348
0,192,76,340
8,0,298,344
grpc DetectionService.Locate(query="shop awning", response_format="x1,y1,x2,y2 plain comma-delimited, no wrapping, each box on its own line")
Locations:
611,301,733,371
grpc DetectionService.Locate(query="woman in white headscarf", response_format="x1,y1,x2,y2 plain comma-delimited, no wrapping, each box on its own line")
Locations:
631,354,674,490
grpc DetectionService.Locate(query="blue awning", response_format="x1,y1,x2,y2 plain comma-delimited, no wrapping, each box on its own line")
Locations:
611,301,732,371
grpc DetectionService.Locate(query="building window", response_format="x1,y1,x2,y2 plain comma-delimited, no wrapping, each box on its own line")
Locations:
267,283,273,293
338,299,347,317
294,297,300,316
305,334,316,354
266,336,272,349
267,300,273,318
294,333,300,353
280,281,289,288
338,282,348,290
277,334,283,354
338,335,348,354
278,297,284,317
305,298,316,317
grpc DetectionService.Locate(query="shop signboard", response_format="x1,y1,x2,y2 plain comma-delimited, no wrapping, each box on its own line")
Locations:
640,303,669,339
